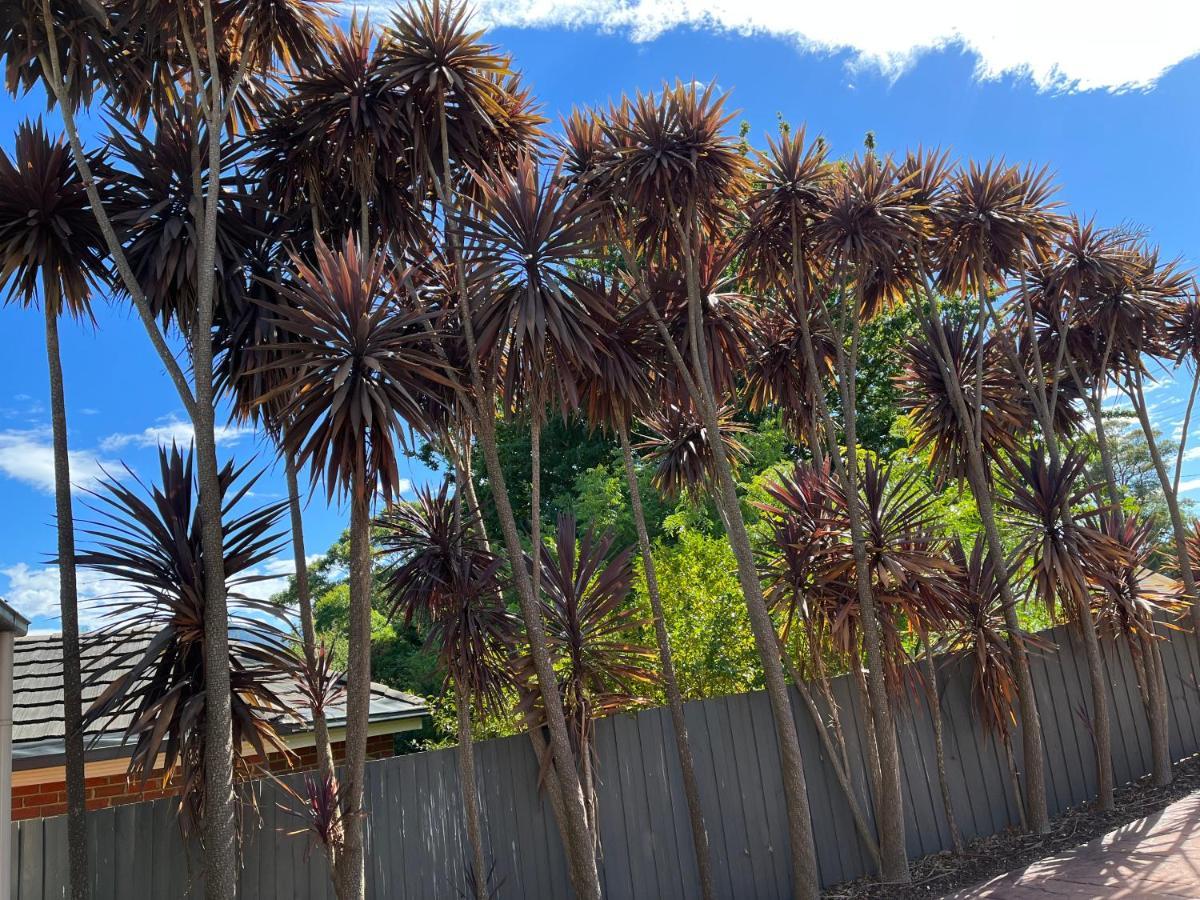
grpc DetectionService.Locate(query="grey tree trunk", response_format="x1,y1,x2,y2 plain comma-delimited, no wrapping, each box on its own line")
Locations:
915,287,1050,834
284,453,339,833
922,644,962,853
669,223,820,898
434,93,601,896
192,339,238,900
1128,371,1200,629
472,412,603,900
778,636,881,868
830,305,909,883
454,678,488,900
618,425,716,900
335,491,373,900
44,304,89,900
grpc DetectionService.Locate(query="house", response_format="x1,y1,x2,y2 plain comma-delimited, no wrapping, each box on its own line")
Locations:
0,599,30,900
11,630,428,820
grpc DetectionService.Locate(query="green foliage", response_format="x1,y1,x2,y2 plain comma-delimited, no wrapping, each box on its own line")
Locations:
632,527,762,700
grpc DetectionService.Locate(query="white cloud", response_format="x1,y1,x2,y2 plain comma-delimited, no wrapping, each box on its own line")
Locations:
1178,477,1200,494
1,563,113,629
100,416,254,453
424,0,1200,92
0,429,114,493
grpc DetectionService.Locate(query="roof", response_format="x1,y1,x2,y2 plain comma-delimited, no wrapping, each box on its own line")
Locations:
13,630,427,770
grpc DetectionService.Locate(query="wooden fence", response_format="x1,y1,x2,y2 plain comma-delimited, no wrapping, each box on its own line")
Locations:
13,622,1200,899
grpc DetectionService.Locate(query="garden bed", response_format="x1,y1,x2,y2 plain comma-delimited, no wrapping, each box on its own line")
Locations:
824,752,1200,898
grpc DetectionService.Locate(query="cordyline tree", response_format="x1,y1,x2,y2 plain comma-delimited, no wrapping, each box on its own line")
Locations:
0,118,108,900
213,194,347,871
519,515,656,845
1021,221,1185,792
259,236,448,900
5,2,332,896
897,156,1065,834
378,4,606,895
737,127,925,879
77,445,296,836
568,283,720,900
566,82,826,896
378,478,516,900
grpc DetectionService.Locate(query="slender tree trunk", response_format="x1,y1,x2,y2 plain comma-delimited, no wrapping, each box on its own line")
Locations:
1076,601,1115,810
334,490,373,900
285,453,338,812
672,217,820,899
778,637,881,868
435,93,601,897
1174,365,1200,495
921,643,962,854
1001,735,1027,831
45,305,89,900
1139,626,1173,786
1128,371,1200,629
915,281,1050,834
455,678,488,900
849,645,883,811
618,424,716,900
474,413,603,900
833,302,909,883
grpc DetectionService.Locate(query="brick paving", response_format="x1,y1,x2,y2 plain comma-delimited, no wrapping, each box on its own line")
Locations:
947,792,1200,898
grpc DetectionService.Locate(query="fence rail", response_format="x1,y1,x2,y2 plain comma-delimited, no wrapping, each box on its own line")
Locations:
14,622,1200,898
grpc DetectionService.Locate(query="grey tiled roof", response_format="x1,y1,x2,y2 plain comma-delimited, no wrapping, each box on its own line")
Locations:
14,630,427,768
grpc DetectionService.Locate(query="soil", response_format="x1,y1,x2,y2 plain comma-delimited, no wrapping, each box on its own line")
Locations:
823,752,1200,899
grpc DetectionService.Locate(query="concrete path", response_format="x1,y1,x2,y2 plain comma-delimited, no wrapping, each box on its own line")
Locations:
947,792,1200,898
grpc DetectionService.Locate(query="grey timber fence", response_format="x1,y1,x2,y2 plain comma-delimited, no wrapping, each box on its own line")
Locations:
13,622,1200,899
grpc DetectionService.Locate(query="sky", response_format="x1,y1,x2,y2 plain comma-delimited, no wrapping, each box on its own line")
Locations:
1,2,1199,631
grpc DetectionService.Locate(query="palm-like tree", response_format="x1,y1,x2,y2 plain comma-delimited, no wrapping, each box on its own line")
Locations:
0,118,108,900
77,445,295,831
999,445,1124,808
1087,507,1182,786
378,478,516,900
519,515,656,841
908,159,1063,834
570,290,719,899
212,195,347,868
255,16,417,249
382,10,603,896
809,151,922,882
637,402,751,501
260,236,448,900
604,81,825,897
755,462,883,867
26,5,331,895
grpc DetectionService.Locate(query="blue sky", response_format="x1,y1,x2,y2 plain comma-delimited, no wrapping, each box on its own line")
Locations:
2,8,1199,630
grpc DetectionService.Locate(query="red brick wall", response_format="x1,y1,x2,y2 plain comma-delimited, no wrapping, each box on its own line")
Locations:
12,733,397,821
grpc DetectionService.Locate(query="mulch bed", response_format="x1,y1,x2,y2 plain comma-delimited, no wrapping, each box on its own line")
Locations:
823,752,1200,898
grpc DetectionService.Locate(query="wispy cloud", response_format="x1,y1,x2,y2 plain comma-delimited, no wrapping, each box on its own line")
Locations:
101,415,254,453
411,0,1200,92
0,429,114,494
1178,477,1200,494
1,563,113,629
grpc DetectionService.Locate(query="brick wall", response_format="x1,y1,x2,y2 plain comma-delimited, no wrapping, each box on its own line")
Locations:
12,733,397,821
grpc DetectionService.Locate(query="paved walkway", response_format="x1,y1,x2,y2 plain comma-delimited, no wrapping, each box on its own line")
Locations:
948,792,1200,898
